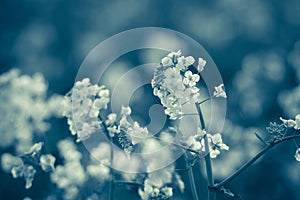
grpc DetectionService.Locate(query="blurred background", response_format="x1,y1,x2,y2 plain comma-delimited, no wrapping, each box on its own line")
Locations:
0,0,300,199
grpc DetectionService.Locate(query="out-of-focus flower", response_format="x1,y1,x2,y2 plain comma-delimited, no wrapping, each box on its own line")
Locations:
51,139,86,198
86,164,110,181
105,113,117,126
40,154,56,172
197,57,207,72
63,78,110,142
295,148,300,162
138,166,180,200
1,153,23,173
0,69,64,153
1,142,56,189
9,161,36,189
278,86,300,117
26,142,43,157
120,106,132,116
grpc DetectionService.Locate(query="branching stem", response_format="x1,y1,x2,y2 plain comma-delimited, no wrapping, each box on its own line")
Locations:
195,103,216,200
215,134,300,188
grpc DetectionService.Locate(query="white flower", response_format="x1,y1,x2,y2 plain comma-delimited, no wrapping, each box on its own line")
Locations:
295,148,300,162
40,154,56,172
23,165,36,189
210,149,221,158
183,71,200,87
213,84,227,98
197,57,207,72
280,114,300,130
98,89,110,97
176,56,186,70
161,187,173,197
139,166,175,200
167,50,182,58
151,51,203,120
210,133,229,151
121,106,132,116
0,69,63,153
86,164,110,181
75,78,90,87
163,68,182,88
105,113,117,125
161,57,173,67
127,122,149,145
107,125,120,137
93,98,107,110
197,128,206,137
175,174,185,193
1,153,23,173
164,106,183,120
63,79,110,141
182,86,200,103
280,117,296,128
294,114,300,130
26,142,43,157
184,56,195,66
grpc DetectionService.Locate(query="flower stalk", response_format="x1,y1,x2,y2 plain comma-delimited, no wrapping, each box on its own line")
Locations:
215,134,300,189
195,103,216,200
185,153,199,200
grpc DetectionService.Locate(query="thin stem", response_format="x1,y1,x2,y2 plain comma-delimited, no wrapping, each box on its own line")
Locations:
108,135,115,200
216,134,300,188
151,135,202,155
292,130,299,148
185,153,199,200
195,103,215,200
99,115,115,200
198,97,212,105
179,113,201,117
114,180,144,187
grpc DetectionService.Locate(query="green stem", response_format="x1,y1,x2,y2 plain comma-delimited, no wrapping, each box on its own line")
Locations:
215,134,300,188
195,103,215,200
185,153,199,200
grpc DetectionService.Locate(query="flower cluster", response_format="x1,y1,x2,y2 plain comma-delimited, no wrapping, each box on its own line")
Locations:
118,106,149,146
152,51,226,120
138,166,184,200
279,114,300,162
151,50,204,120
187,128,229,158
0,69,63,153
51,139,86,199
63,78,110,142
280,114,300,130
1,142,55,189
